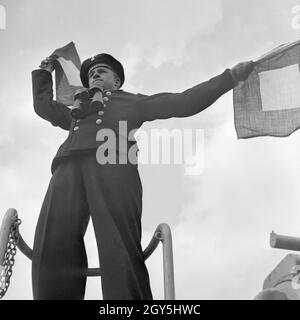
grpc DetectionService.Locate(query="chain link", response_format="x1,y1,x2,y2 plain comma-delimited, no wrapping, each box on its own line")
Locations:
0,218,21,299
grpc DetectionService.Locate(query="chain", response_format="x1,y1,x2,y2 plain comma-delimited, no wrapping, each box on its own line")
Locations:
0,218,21,299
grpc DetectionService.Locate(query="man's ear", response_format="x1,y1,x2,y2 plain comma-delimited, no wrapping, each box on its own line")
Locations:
114,74,121,89
115,79,121,89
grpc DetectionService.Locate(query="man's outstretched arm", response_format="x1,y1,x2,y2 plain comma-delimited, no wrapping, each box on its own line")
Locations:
32,57,72,131
136,61,254,122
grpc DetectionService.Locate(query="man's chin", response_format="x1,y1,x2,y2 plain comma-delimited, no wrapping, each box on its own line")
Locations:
90,82,104,89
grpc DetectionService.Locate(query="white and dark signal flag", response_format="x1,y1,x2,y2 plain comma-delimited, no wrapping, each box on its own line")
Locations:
233,39,300,138
50,42,83,106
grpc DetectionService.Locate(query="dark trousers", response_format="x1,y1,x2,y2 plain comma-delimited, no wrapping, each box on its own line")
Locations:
31,152,153,300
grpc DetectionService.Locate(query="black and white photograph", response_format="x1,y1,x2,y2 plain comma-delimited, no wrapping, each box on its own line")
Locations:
1,0,300,306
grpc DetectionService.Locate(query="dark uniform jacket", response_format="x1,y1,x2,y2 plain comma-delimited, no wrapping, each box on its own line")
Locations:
32,69,235,173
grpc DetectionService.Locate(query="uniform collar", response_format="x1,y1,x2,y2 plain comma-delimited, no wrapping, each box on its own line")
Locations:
103,89,123,93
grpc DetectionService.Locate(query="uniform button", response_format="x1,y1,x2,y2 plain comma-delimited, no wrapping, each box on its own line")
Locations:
103,104,107,108
76,119,81,122
106,91,112,96
96,119,102,124
103,96,109,102
73,126,79,131
98,111,104,115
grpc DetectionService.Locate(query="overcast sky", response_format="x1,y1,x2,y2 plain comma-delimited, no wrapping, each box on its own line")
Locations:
1,0,300,300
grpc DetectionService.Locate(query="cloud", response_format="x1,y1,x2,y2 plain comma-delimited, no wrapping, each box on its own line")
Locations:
135,0,223,67
115,0,223,93
166,115,300,299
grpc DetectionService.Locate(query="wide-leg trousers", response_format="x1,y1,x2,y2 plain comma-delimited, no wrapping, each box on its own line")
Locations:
31,152,153,300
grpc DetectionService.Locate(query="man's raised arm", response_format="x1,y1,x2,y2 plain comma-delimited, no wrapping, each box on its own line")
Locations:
136,61,254,122
32,57,72,130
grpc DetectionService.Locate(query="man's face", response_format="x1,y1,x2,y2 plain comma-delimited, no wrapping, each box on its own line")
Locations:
88,64,119,90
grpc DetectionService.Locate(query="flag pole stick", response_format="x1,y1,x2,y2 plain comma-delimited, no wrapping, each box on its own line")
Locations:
254,39,300,65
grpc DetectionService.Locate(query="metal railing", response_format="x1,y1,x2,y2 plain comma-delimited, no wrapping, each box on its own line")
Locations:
0,208,175,300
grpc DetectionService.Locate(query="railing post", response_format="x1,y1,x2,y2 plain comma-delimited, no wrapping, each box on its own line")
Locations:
156,223,175,300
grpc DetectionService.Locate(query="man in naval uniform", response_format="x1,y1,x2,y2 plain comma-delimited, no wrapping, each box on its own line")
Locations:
31,53,254,300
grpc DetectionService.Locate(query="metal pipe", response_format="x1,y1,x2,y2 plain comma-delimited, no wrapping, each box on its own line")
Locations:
159,223,175,300
270,231,300,251
86,267,101,277
143,230,161,260
142,223,176,299
17,234,32,261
